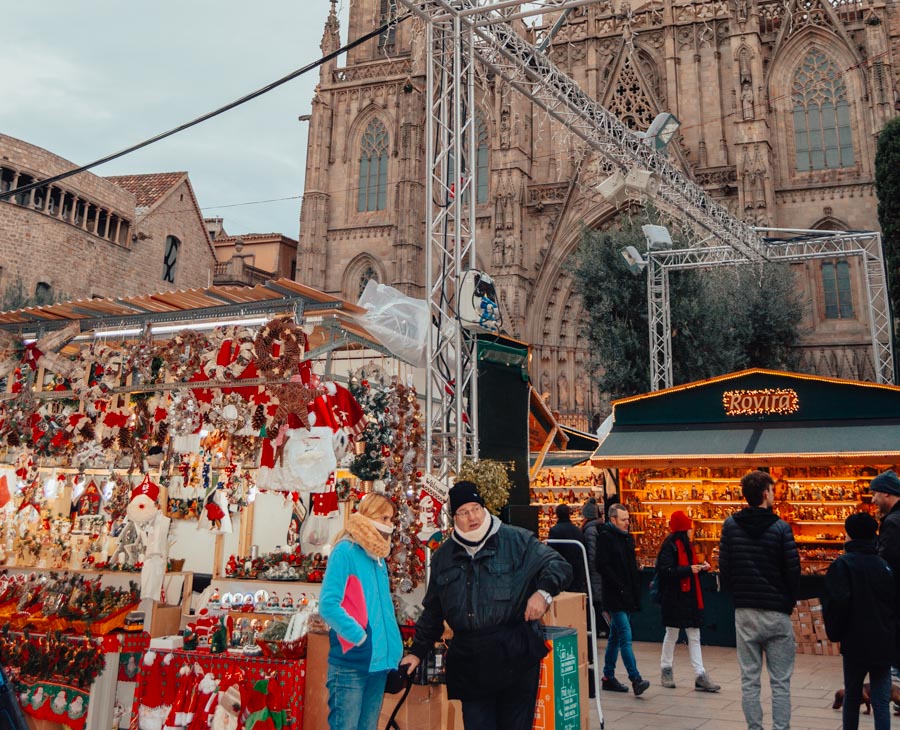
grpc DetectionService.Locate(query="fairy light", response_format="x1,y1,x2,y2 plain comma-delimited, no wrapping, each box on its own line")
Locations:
722,388,800,416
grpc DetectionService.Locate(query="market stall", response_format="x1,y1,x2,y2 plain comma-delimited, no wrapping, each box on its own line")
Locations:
529,391,606,537
591,368,900,645
0,279,434,728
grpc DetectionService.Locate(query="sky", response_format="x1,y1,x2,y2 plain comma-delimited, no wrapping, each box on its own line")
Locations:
1,1,351,239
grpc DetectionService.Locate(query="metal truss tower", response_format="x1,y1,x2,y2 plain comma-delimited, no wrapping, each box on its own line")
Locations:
396,0,895,476
647,229,895,390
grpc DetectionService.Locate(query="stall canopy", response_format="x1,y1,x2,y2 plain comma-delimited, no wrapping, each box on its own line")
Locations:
0,278,390,368
592,369,900,468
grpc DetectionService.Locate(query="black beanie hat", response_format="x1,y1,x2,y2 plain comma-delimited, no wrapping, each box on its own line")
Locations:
449,480,485,515
869,470,900,496
845,512,878,541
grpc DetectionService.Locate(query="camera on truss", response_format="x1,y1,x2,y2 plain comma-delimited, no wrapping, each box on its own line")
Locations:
459,270,501,332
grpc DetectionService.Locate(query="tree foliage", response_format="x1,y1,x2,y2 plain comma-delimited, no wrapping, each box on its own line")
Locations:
571,221,803,401
875,116,900,376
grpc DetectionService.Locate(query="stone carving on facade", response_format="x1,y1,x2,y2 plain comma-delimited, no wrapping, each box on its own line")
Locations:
558,372,569,410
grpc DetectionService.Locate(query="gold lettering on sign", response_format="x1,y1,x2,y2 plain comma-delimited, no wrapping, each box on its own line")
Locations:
722,388,800,416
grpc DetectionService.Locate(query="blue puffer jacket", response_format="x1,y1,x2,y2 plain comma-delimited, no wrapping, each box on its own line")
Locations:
319,537,403,673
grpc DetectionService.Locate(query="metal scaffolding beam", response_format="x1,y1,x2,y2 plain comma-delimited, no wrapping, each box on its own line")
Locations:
420,8,480,480
646,230,894,389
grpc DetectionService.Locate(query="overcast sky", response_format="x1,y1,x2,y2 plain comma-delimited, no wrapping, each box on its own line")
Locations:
1,1,351,239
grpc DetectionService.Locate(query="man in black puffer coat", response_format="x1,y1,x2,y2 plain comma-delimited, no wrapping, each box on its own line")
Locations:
719,470,800,730
823,512,896,730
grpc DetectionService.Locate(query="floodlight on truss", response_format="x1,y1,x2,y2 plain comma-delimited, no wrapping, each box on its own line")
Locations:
620,245,647,274
625,169,659,196
594,170,626,205
642,224,673,250
641,113,681,152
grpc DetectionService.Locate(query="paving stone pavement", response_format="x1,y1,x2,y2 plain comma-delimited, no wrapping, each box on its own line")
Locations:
587,640,900,729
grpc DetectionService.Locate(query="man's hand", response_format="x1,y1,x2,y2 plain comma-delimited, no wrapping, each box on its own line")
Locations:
525,591,550,621
400,654,421,674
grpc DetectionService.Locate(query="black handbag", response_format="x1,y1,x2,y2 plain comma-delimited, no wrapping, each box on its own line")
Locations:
384,666,413,730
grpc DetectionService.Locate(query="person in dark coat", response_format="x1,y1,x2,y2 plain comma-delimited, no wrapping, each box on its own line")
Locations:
582,498,606,636
596,503,649,696
548,504,587,593
822,512,896,730
656,510,720,692
719,470,800,730
401,481,572,730
870,469,900,670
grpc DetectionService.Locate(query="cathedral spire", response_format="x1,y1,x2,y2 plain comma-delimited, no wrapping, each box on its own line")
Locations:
321,0,341,58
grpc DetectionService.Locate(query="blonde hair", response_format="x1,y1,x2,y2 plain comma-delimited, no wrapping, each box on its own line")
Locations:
356,492,395,520
334,492,395,541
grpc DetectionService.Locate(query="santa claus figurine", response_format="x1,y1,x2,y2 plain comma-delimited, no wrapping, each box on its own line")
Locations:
110,476,171,601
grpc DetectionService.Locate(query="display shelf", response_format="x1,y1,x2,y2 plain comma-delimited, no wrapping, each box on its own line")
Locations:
796,538,844,544
791,520,845,525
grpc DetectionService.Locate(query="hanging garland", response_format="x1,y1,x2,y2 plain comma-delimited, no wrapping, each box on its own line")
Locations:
202,326,256,380
157,330,210,381
253,317,305,379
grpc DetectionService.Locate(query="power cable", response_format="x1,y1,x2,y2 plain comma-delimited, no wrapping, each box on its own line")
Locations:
0,10,411,204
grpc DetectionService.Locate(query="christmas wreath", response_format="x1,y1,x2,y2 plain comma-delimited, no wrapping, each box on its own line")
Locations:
167,391,202,435
70,343,125,401
157,331,211,381
253,317,305,379
205,391,252,434
202,326,256,380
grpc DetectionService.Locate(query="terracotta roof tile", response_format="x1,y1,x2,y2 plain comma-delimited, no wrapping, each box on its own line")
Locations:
105,172,186,210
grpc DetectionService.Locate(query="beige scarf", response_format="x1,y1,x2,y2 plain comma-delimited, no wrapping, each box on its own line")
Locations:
346,512,392,559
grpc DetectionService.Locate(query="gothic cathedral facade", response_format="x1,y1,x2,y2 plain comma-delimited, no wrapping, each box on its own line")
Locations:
298,0,899,429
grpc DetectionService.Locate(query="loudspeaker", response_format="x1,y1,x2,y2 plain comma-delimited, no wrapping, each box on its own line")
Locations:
476,334,530,507
505,505,540,536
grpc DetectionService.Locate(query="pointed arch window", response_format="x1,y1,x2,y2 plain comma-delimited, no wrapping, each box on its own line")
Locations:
822,259,853,319
475,112,489,205
378,0,398,53
358,118,389,212
791,49,854,172
358,265,379,299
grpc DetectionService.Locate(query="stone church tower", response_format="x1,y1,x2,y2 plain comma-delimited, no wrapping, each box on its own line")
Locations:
299,0,900,428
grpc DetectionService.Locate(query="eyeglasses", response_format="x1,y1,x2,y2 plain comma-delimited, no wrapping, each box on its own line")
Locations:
455,506,484,520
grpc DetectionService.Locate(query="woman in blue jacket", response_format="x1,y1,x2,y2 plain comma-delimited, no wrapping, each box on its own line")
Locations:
319,492,403,730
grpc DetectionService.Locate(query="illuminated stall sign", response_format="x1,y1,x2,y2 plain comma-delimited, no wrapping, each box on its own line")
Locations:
722,388,800,417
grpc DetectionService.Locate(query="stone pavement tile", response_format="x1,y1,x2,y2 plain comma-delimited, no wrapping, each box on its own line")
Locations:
588,640,863,729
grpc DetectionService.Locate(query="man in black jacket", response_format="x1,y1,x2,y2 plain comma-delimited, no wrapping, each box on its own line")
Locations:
719,470,800,730
870,469,900,674
596,503,650,696
823,512,896,730
401,481,572,730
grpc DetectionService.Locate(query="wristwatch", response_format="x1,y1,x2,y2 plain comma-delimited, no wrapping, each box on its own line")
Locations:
538,589,553,606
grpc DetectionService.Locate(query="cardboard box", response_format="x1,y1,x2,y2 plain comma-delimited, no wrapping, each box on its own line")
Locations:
303,632,330,730
542,592,588,667
149,603,182,637
378,683,442,730
578,662,590,730
533,626,581,730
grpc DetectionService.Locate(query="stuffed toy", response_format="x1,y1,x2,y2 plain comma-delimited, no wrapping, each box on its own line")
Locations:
111,475,171,601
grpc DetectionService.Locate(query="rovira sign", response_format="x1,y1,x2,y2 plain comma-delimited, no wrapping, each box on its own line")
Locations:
722,388,800,417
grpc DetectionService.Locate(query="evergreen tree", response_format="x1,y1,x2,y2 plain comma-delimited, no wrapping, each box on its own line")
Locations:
571,221,803,401
875,116,900,378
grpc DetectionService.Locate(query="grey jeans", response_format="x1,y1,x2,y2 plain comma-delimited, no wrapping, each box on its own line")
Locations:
735,608,796,730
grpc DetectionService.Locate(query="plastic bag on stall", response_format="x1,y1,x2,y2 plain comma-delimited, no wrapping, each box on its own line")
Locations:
356,280,430,367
